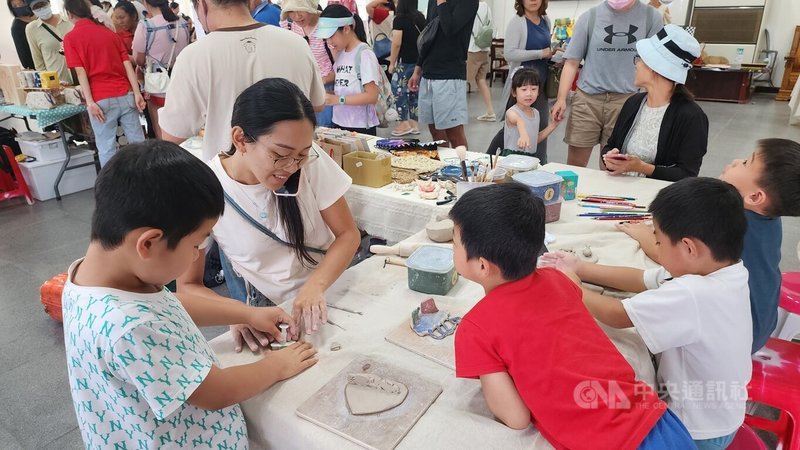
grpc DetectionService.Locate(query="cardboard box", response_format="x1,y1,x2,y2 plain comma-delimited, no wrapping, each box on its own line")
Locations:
317,140,349,167
343,151,392,188
0,64,27,105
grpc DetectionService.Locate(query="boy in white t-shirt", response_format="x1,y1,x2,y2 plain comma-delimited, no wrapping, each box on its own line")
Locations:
541,177,751,450
62,141,318,449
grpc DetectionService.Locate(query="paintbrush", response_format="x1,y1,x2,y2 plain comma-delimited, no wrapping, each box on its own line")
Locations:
455,146,469,181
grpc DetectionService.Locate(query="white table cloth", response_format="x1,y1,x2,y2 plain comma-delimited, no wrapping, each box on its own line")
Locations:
209,163,673,450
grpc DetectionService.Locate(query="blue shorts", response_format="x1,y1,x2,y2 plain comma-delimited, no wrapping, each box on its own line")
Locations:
638,409,696,450
417,78,468,130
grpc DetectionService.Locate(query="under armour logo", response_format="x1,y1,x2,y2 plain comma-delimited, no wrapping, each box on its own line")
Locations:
604,25,639,45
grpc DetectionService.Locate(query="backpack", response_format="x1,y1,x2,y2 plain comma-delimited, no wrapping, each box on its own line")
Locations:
354,44,397,128
472,7,493,50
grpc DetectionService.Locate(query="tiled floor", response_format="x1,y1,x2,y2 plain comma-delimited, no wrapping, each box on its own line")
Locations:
1,87,799,449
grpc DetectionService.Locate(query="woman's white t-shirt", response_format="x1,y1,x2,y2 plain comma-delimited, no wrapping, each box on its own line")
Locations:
208,145,352,304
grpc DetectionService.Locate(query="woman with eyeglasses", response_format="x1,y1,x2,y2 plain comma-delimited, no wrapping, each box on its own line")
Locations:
178,78,360,353
600,25,708,182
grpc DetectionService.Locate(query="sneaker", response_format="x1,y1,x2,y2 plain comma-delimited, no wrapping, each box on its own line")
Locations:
477,113,497,122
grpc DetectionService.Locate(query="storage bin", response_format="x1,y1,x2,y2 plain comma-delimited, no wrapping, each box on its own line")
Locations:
406,245,458,295
512,170,563,205
16,137,66,162
18,149,97,201
343,151,392,188
498,154,539,178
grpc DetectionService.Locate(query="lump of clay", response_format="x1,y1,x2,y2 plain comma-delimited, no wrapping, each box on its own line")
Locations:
420,298,439,314
345,373,408,415
411,299,461,339
425,218,454,243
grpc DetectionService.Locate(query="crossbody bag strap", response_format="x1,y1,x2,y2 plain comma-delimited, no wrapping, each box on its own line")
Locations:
222,191,326,255
41,23,63,42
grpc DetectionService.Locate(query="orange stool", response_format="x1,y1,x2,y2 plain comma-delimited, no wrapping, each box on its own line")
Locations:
727,425,767,450
0,145,33,205
40,273,67,322
746,338,800,450
776,272,800,340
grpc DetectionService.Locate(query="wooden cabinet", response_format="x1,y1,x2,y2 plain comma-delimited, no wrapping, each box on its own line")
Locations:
777,26,800,101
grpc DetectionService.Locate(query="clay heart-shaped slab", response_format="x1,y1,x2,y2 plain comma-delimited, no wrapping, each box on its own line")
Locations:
345,374,409,415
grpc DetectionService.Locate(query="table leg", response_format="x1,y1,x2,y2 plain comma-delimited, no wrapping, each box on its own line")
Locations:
53,121,71,201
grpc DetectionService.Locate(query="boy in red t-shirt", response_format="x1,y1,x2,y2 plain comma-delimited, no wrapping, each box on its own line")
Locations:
450,183,694,450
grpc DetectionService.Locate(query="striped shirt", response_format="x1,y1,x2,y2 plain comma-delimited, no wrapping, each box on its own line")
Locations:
279,21,334,77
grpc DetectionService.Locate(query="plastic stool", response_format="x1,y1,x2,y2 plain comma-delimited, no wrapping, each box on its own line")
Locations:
746,338,800,450
775,272,800,341
0,145,33,205
727,425,767,450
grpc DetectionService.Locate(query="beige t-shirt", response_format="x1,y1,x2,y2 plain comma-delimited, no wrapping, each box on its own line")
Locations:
25,15,74,85
159,24,325,161
207,145,352,303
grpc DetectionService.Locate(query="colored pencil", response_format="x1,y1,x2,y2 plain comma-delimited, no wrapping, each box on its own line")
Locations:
579,194,636,200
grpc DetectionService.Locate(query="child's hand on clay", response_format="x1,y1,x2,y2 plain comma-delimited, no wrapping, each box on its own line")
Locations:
249,306,297,342
538,250,582,274
616,221,655,247
266,341,319,380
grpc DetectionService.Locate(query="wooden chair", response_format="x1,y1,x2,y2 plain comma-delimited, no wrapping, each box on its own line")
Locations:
489,38,509,87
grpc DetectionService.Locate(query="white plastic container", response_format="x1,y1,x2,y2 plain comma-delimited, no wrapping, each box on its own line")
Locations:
512,170,564,204
498,154,539,178
18,149,97,201
15,137,66,162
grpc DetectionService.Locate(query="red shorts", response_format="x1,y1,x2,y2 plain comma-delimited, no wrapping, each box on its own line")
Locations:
149,95,165,107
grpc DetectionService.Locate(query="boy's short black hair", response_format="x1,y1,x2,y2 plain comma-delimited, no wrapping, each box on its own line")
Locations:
91,140,224,250
649,177,746,263
449,183,544,281
756,138,800,217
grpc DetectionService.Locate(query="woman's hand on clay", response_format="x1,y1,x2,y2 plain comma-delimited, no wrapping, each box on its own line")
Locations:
249,307,297,342
230,324,271,353
292,285,328,335
265,341,318,380
616,221,655,246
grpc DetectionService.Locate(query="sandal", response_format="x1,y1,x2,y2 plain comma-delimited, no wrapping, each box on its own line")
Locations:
391,128,415,136
477,113,497,122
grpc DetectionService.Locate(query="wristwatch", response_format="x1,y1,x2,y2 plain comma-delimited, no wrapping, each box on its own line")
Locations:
339,96,346,105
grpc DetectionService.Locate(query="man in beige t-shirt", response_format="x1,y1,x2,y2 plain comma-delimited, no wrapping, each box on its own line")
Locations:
25,0,74,85
160,0,325,161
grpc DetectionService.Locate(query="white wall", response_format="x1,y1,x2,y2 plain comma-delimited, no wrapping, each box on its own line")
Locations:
759,0,800,88
486,0,691,40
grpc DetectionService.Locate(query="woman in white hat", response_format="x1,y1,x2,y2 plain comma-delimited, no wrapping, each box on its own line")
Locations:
601,24,708,181
279,0,337,127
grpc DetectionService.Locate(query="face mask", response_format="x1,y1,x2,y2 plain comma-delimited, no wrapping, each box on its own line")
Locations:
607,0,632,10
32,5,53,20
12,5,34,17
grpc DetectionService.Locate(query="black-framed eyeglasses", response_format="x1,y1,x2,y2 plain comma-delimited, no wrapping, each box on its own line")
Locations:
633,55,642,65
244,133,320,170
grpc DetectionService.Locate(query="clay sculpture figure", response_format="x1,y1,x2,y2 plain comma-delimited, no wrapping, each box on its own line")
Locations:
411,299,461,339
345,373,409,415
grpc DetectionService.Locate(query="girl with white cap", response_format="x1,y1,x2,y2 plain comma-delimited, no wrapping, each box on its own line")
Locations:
601,24,708,181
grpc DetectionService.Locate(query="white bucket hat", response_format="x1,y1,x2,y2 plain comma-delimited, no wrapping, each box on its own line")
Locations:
280,0,320,21
636,24,700,84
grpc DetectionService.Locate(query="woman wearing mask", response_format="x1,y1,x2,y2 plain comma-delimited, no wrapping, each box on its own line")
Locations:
178,78,360,351
132,0,190,138
8,0,36,69
113,0,139,54
62,0,146,166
